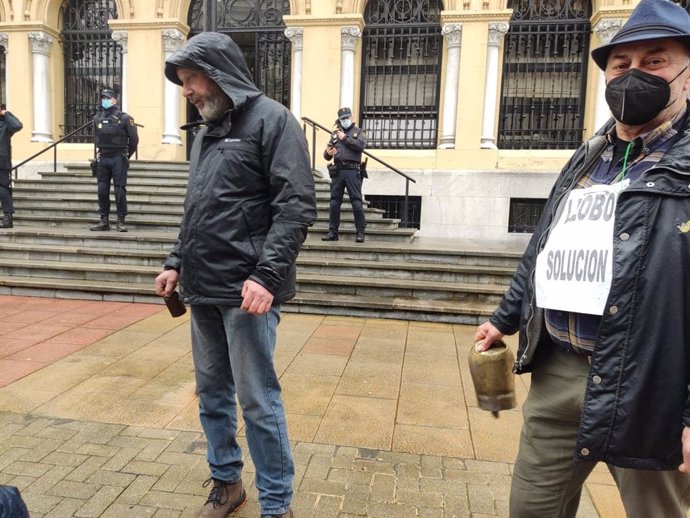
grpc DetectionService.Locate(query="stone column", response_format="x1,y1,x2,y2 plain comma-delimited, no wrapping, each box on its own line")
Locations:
593,19,622,130
28,31,53,143
439,23,463,149
0,34,7,106
285,27,304,121
162,29,186,146
112,31,129,111
480,22,509,149
340,26,362,110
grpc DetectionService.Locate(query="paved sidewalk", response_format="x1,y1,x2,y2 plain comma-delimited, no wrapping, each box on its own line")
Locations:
0,295,629,517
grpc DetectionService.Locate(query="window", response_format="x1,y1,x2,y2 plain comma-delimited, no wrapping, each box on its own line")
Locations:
366,195,422,229
508,198,546,233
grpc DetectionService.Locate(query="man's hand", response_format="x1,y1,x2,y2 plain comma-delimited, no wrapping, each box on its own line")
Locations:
679,426,690,474
241,279,274,315
155,269,179,298
474,321,505,352
326,144,337,157
336,130,346,140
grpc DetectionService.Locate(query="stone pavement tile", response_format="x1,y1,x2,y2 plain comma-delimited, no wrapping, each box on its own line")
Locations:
0,359,48,386
397,382,468,429
586,483,626,518
7,339,97,364
335,361,401,400
282,372,339,415
313,324,363,340
0,309,62,324
392,424,474,458
125,311,188,334
402,355,462,387
39,310,105,327
0,321,32,336
288,352,349,377
100,502,158,517
98,344,186,379
315,395,395,450
78,330,161,359
302,337,356,357
467,407,522,463
78,485,126,517
128,361,196,407
349,339,405,365
41,327,114,346
406,327,457,357
164,401,201,432
285,413,321,442
3,323,72,344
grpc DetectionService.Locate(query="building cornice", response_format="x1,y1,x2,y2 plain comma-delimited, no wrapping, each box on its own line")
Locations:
0,23,59,39
591,8,632,27
441,9,512,23
108,19,189,33
283,14,364,29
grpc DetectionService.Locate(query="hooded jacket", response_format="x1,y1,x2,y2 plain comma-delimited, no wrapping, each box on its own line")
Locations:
163,32,316,305
0,111,23,171
490,113,690,470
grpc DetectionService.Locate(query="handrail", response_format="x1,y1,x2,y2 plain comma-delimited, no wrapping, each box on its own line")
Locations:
301,116,416,228
11,121,144,180
12,120,96,179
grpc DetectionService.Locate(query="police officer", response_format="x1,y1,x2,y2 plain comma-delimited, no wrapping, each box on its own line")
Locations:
322,107,367,243
0,105,23,229
90,88,138,232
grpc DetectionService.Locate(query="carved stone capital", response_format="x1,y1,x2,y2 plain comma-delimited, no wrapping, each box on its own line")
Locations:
162,28,185,53
284,27,304,50
28,31,53,56
341,26,362,51
112,30,128,53
442,23,463,48
593,18,623,45
487,21,509,47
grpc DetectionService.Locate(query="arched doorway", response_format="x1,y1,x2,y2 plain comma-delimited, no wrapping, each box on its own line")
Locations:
497,0,592,150
61,0,122,142
359,0,443,149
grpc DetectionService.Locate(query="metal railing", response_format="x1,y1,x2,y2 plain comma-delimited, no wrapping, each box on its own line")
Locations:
11,120,143,180
11,121,96,180
301,116,416,228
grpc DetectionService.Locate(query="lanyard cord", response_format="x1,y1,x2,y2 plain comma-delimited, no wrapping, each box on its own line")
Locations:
615,141,634,182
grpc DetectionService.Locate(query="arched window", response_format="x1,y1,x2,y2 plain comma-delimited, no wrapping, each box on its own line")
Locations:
497,0,591,150
62,0,121,142
188,0,291,108
360,0,443,149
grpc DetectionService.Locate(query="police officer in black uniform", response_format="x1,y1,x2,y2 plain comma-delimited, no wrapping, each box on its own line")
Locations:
322,107,367,243
90,88,138,232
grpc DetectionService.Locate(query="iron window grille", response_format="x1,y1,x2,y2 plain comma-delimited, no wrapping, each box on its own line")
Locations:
498,0,591,150
360,0,443,149
508,197,546,233
62,0,121,143
366,195,422,230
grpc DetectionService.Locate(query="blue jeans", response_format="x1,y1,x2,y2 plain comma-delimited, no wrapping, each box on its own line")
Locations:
0,485,29,518
190,304,293,515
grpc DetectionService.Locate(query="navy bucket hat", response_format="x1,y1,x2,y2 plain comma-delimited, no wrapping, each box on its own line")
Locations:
591,0,690,70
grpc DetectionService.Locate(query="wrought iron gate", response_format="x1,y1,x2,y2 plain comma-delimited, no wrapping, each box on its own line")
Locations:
497,0,591,150
62,0,121,143
360,0,443,149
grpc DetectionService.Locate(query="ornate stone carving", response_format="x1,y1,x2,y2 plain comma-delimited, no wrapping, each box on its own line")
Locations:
162,29,185,53
28,32,53,56
341,26,362,51
593,18,623,45
112,30,128,53
442,23,463,48
285,27,304,50
487,21,509,47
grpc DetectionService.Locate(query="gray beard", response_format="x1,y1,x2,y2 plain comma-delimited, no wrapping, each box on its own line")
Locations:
199,93,232,122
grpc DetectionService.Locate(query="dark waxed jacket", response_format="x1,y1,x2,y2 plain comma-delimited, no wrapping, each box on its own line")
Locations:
491,111,690,470
163,32,316,305
323,122,366,165
0,111,23,170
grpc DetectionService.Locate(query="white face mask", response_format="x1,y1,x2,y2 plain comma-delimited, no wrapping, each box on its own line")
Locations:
340,118,352,129
101,99,115,110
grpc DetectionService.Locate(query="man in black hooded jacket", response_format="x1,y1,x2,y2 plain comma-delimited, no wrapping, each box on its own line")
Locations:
155,32,315,518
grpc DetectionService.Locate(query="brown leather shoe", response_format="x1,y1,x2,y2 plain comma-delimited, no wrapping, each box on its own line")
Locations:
195,478,246,518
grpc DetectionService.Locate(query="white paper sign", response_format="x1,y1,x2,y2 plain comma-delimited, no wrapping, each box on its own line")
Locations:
535,180,629,315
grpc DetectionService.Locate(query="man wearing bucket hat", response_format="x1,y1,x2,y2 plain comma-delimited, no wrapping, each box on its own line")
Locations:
475,0,690,516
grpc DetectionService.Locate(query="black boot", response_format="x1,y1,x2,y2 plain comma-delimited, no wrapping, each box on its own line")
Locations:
115,216,127,233
355,231,365,243
90,215,110,231
0,213,12,229
321,231,339,241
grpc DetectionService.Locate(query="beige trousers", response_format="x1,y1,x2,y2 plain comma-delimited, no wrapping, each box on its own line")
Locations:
510,344,690,518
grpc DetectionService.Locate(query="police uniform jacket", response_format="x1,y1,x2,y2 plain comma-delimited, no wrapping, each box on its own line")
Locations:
93,105,138,157
490,111,690,470
323,123,366,166
0,111,23,171
162,32,317,305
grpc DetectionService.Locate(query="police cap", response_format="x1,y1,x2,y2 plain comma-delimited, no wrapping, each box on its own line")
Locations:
101,88,118,99
337,107,352,119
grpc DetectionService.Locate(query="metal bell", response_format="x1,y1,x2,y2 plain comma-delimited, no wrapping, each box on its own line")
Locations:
468,339,516,418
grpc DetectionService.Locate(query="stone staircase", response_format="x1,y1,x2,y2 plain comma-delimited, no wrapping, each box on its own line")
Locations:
0,161,521,323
